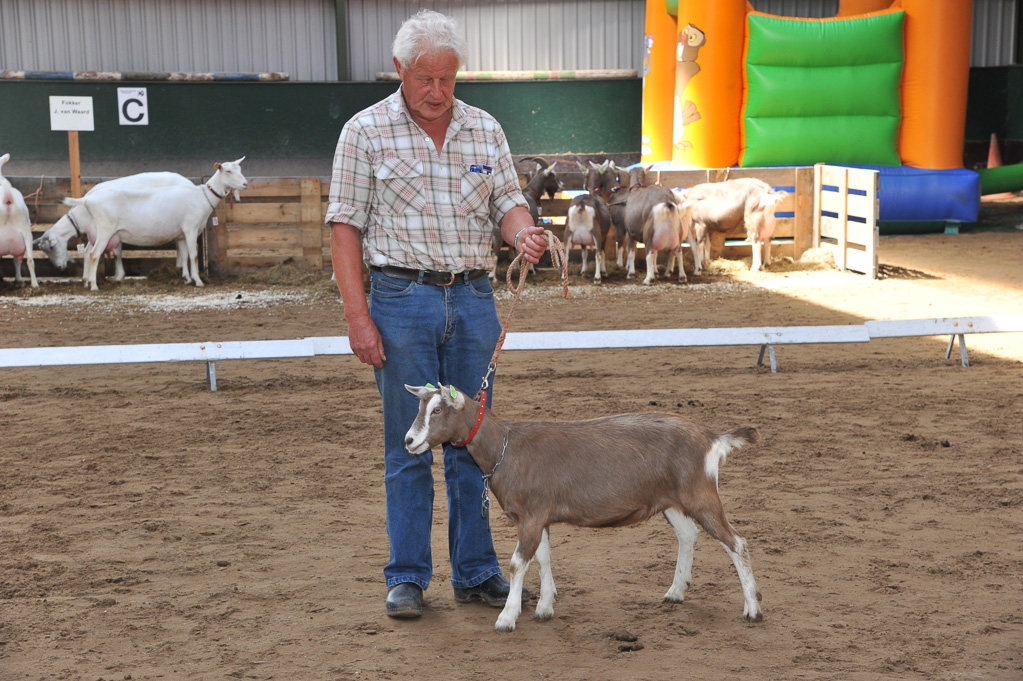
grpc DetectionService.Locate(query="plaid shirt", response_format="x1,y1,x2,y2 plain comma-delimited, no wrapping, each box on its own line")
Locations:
326,86,527,272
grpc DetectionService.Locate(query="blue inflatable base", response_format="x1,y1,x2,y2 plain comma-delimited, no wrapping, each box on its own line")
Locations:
849,165,980,223
640,161,980,224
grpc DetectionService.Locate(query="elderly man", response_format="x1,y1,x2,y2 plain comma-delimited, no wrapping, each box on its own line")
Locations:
326,9,546,618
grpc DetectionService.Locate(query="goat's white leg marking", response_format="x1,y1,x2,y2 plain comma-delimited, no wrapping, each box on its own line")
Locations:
626,243,636,279
594,250,604,283
675,249,687,283
579,245,589,275
719,533,762,621
186,237,204,287
534,529,557,620
750,240,763,273
689,230,702,275
663,509,699,602
85,240,104,291
495,542,531,632
643,251,657,285
112,251,126,281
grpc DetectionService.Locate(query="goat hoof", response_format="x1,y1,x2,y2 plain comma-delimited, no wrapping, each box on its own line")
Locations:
534,611,554,622
744,611,764,623
494,621,517,633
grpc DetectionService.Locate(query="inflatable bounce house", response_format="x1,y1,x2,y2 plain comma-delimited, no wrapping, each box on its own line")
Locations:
640,0,1023,229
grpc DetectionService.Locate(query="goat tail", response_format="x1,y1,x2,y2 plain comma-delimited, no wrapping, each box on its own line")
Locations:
726,426,760,447
62,196,86,208
705,427,759,479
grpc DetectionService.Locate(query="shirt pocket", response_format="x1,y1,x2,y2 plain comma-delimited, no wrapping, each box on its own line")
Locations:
375,157,427,215
459,162,496,219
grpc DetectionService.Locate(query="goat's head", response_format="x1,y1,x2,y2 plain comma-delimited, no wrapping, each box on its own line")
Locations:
584,160,618,196
403,383,471,454
627,164,651,188
524,157,563,199
213,156,249,201
34,215,77,269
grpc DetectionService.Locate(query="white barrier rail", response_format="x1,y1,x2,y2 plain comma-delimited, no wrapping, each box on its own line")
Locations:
1,314,1020,390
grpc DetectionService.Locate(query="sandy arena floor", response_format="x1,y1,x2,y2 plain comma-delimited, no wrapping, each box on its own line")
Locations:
1,226,1021,681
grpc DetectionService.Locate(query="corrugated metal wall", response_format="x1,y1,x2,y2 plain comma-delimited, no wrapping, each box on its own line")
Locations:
0,0,337,80
971,0,1018,67
754,0,840,19
0,0,1016,83
345,0,647,80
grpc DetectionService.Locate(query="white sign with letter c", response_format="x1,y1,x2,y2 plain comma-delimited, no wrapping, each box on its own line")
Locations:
117,87,149,126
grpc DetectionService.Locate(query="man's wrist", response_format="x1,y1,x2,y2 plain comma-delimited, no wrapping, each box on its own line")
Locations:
513,228,527,250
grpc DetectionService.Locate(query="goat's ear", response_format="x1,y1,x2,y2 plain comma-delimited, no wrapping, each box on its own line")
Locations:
440,385,466,409
214,163,222,171
405,384,435,399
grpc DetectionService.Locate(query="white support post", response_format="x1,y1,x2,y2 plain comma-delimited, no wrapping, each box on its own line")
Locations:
944,334,969,367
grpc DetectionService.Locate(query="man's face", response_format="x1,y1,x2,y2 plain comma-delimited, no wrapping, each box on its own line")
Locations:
394,50,459,127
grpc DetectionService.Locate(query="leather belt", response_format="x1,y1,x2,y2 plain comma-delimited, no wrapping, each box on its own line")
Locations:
370,265,488,286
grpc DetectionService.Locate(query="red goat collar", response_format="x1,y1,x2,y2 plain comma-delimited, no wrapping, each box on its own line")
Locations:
451,391,487,448
526,186,542,200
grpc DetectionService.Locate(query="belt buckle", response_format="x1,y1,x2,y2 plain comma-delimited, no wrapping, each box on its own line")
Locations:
437,270,457,286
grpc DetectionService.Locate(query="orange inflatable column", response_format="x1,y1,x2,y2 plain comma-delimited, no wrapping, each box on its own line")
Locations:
671,0,746,168
898,0,973,169
641,0,677,163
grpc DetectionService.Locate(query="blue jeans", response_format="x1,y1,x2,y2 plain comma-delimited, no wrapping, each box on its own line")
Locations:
369,270,503,591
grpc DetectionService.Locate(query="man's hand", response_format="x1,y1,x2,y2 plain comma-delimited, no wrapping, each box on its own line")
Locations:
347,313,386,369
500,206,545,265
515,225,547,265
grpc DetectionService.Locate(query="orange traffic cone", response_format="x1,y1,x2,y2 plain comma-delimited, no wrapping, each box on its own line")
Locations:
984,133,1014,199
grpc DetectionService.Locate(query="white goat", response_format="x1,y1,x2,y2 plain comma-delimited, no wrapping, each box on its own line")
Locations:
404,383,763,632
680,178,787,272
0,154,38,288
35,172,193,283
63,158,247,290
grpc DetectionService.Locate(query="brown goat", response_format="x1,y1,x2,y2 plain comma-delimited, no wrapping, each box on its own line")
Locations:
403,383,764,632
622,165,698,284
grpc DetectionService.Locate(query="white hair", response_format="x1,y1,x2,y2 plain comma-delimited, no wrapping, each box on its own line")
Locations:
392,9,468,70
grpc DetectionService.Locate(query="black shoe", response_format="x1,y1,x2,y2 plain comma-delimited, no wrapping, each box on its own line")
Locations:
385,583,423,619
453,575,531,607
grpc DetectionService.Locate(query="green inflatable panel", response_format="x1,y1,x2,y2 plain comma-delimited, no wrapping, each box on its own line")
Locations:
742,11,905,168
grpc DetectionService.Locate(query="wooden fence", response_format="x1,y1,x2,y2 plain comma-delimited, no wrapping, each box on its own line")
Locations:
8,165,823,279
813,164,880,279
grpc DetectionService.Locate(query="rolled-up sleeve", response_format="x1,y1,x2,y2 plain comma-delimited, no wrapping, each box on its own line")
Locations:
325,119,373,229
488,127,529,224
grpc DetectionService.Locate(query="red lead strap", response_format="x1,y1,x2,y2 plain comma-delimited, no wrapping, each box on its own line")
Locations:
451,390,487,448
451,231,568,449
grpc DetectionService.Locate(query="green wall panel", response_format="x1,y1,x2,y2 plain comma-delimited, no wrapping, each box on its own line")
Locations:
0,79,641,164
